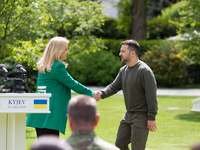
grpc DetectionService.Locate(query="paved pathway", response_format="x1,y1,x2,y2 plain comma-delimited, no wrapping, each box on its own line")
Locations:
72,86,200,96
156,88,200,96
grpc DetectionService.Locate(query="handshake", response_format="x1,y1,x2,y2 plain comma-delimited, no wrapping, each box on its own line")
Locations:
93,91,101,101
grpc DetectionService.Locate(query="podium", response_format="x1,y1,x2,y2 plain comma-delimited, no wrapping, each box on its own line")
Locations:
191,97,200,112
0,93,51,150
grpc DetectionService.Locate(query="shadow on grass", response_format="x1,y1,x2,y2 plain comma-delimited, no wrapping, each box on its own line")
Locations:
175,111,200,122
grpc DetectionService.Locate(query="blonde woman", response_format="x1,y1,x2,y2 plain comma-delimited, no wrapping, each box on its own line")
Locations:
26,37,99,137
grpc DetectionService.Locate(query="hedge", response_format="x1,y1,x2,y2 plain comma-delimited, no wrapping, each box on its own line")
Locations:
67,49,123,86
141,43,192,87
1,39,200,93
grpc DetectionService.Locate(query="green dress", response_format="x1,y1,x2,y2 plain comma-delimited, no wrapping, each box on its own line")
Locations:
26,61,93,134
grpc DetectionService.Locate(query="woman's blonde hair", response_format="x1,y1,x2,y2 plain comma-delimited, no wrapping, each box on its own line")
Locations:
37,37,69,74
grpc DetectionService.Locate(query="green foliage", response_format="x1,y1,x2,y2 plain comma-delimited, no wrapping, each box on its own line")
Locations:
11,39,45,70
94,17,127,39
138,40,165,56
102,39,123,56
187,64,200,85
116,0,132,38
116,0,182,39
0,0,54,59
49,0,105,38
147,2,184,39
158,1,183,20
141,42,192,87
147,17,177,39
0,0,106,66
173,0,200,65
67,50,122,86
146,0,181,18
68,36,105,57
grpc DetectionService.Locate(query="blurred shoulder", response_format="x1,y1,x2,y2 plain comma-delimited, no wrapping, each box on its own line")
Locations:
95,138,120,150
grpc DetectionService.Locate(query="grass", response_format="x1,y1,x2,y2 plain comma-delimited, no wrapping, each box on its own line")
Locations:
26,94,200,150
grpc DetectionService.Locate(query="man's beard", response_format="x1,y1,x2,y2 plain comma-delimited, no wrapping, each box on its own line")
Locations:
121,55,130,63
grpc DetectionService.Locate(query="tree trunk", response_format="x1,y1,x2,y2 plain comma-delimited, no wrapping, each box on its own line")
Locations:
130,0,147,40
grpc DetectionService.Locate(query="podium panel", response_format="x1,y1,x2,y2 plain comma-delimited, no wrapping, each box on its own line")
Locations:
191,97,200,112
0,93,51,113
0,93,51,150
0,113,7,150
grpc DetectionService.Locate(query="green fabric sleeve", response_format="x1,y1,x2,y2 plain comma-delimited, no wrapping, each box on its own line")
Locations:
54,63,93,97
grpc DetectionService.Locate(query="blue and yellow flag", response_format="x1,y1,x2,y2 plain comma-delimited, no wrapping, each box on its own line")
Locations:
34,99,47,109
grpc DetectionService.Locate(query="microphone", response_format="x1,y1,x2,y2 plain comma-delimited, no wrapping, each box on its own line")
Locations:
0,64,8,73
16,64,26,73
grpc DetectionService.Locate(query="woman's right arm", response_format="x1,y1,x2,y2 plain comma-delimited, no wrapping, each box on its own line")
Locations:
53,63,93,97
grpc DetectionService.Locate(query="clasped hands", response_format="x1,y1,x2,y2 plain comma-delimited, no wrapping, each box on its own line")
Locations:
93,91,101,101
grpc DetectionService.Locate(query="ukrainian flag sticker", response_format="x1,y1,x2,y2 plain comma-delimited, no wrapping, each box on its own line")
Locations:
34,99,47,109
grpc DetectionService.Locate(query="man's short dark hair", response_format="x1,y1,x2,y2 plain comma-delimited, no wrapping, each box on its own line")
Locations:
121,40,140,56
68,95,97,126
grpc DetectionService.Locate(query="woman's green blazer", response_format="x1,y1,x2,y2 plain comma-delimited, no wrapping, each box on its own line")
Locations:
26,61,93,134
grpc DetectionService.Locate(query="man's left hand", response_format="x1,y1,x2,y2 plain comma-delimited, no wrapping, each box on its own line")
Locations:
147,120,157,132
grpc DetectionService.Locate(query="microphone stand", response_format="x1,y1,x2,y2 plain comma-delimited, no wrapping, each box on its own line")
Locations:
0,74,7,93
2,72,26,93
3,73,8,82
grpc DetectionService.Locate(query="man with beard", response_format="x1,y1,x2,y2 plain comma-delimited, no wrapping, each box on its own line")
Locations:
96,40,158,150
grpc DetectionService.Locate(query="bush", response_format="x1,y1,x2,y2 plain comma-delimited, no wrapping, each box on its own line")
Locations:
67,49,122,86
147,17,177,39
94,17,127,39
102,39,123,56
141,42,193,87
159,1,183,20
188,64,200,84
147,2,183,40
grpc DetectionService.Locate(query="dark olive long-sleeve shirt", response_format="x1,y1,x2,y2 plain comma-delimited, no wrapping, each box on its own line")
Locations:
100,60,158,120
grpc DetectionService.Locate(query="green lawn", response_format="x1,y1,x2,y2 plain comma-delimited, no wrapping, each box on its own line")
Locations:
26,94,200,150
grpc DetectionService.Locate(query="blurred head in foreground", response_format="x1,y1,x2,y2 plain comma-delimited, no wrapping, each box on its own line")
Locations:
30,135,72,150
67,95,99,131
